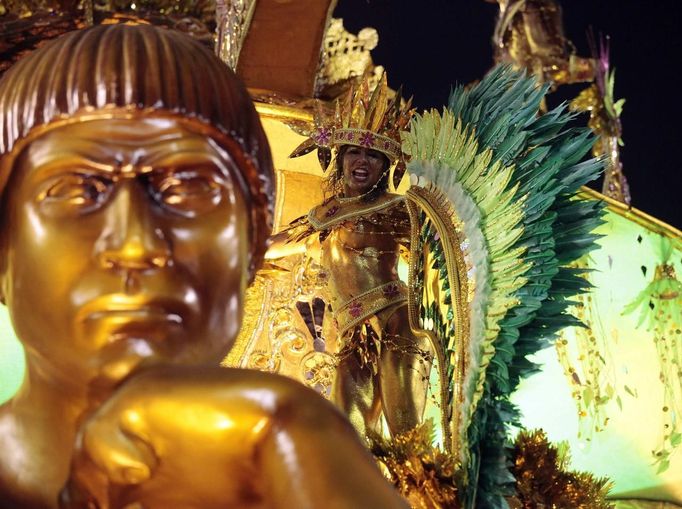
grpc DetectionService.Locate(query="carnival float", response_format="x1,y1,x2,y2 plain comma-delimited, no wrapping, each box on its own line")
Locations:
0,1,680,508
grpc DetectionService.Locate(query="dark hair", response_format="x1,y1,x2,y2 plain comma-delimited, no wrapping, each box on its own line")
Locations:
324,145,391,202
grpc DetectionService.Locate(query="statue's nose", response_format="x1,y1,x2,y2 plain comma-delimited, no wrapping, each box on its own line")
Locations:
95,181,172,272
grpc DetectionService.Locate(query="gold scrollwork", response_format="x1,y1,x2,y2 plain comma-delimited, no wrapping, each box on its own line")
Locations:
300,351,336,397
314,18,384,98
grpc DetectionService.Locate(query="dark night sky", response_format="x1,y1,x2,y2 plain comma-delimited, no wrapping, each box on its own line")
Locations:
333,1,682,229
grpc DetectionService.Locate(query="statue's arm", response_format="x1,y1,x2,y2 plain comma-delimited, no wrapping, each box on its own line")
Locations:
257,375,408,509
60,367,406,508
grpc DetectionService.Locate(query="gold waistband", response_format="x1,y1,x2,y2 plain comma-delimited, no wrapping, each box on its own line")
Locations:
334,281,407,336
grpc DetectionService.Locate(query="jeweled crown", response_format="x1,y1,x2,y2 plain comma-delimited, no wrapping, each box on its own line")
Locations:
290,72,413,175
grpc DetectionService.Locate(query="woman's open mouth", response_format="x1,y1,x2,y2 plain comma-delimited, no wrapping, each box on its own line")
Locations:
352,168,369,182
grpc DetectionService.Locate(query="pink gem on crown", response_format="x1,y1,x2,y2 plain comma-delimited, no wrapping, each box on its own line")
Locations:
349,301,363,318
314,127,332,146
359,132,375,148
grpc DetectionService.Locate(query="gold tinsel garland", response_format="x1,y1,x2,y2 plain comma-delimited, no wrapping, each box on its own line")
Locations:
371,424,614,509
369,422,459,509
511,430,613,509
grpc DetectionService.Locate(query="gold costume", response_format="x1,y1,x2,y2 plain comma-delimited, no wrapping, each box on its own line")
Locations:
288,194,410,345
268,75,432,440
282,189,432,438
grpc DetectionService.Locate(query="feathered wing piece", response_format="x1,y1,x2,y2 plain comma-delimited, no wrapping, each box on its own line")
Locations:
401,66,605,507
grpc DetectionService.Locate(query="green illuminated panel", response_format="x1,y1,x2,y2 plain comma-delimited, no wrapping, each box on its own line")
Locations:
512,210,682,502
0,306,23,404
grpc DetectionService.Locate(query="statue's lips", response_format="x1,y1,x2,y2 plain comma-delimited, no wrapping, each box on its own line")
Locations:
77,295,186,329
86,307,182,323
80,296,191,380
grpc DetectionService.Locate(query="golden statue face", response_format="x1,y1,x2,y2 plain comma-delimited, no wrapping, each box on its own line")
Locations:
0,117,251,387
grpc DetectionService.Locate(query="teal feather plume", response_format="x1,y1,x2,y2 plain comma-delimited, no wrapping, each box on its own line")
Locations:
404,65,604,508
448,68,605,508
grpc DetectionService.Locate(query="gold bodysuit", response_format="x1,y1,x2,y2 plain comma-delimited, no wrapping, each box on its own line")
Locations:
285,193,431,437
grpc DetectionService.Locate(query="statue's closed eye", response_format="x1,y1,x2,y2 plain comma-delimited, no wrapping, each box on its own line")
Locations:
148,169,227,218
37,173,112,214
34,168,230,219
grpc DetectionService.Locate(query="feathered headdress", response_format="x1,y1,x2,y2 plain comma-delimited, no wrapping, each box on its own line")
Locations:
290,73,413,188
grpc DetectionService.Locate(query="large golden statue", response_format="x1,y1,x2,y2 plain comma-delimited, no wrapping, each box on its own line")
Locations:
0,23,407,509
267,77,434,440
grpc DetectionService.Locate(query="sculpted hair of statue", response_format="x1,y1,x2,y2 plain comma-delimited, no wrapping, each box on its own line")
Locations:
0,23,274,273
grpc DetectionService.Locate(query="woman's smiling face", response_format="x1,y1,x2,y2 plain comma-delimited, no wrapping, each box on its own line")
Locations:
341,146,389,198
